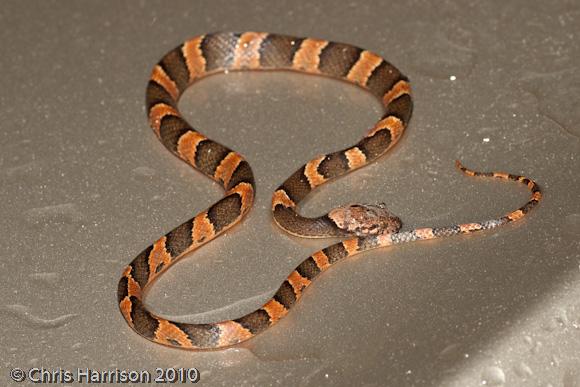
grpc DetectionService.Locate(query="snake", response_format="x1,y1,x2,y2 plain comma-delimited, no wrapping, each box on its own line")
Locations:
117,32,542,349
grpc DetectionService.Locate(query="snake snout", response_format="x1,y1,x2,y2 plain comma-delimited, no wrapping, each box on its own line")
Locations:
328,203,403,237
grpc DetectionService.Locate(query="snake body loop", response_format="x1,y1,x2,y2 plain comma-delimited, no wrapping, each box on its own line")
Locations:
118,32,541,349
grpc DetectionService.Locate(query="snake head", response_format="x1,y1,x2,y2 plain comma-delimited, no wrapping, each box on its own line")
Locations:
328,203,402,237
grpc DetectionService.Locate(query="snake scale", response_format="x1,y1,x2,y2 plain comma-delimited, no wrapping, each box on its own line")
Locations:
117,32,542,349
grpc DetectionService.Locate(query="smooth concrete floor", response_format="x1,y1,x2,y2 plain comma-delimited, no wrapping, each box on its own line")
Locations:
1,1,579,386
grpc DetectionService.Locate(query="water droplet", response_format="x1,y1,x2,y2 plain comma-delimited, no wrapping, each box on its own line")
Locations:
4,161,42,180
438,343,461,361
131,166,156,180
556,309,569,326
514,362,533,378
23,203,84,225
1,304,78,329
542,318,559,332
520,71,580,138
28,272,59,286
481,366,505,385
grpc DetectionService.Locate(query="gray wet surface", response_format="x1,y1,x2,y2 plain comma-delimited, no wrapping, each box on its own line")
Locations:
1,1,579,386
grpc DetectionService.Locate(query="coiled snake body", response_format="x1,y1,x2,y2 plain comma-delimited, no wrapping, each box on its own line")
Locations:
117,32,542,349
